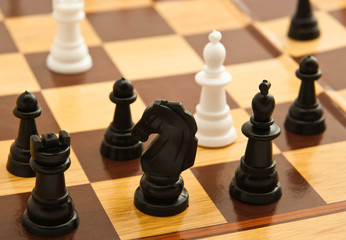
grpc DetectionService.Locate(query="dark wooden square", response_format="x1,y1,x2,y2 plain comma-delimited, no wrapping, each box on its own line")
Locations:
25,47,121,89
191,154,326,223
87,7,174,42
185,25,281,66
0,22,17,53
0,0,51,17
133,73,239,114
0,184,119,240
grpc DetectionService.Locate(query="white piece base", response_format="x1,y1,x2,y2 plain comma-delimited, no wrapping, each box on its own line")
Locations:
46,53,92,75
196,126,237,148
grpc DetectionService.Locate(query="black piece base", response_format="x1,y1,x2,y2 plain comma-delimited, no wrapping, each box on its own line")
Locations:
134,187,189,217
284,114,325,136
22,209,79,237
6,154,35,178
229,178,282,205
100,139,142,161
288,16,320,41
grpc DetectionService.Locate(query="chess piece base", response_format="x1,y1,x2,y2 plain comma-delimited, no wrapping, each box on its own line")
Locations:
6,143,35,177
46,53,92,75
230,178,282,205
22,209,79,237
100,138,142,161
6,154,35,178
134,187,189,217
196,126,237,148
284,114,325,135
288,16,320,41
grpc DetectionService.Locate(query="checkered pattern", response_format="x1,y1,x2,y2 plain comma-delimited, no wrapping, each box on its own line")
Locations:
0,0,345,239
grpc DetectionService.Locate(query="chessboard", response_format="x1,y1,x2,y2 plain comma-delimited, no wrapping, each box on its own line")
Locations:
0,0,345,239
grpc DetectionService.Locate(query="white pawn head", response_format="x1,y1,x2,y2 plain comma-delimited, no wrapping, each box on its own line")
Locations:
203,30,226,74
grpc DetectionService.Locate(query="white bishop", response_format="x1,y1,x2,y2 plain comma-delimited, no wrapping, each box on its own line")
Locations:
47,0,92,74
194,30,236,147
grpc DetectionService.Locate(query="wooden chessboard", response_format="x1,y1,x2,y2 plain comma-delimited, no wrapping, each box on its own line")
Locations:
0,0,345,239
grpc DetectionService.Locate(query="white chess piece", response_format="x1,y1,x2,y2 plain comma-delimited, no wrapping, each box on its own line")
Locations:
194,30,237,147
47,0,92,74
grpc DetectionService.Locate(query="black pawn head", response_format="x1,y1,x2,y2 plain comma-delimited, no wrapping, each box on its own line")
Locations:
252,80,275,124
113,78,134,98
16,91,39,113
299,55,319,74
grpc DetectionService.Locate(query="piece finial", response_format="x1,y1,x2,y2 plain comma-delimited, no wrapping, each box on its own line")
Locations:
252,80,275,125
299,55,319,74
259,80,271,96
203,30,226,73
208,30,222,44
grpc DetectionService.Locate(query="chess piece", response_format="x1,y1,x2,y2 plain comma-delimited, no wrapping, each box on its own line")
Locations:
100,78,143,161
22,131,79,237
284,56,325,135
194,30,236,147
46,0,92,74
230,80,282,204
6,91,41,177
132,100,198,216
288,0,320,41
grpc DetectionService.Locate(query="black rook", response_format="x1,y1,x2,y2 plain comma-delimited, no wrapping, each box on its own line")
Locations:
22,131,79,237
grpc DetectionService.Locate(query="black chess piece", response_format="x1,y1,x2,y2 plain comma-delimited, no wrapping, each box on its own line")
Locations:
6,91,41,177
230,80,282,204
284,56,325,135
131,100,198,216
22,131,79,237
288,0,320,41
100,78,143,161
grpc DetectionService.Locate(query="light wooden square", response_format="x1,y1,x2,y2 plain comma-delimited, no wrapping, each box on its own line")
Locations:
104,35,203,81
226,55,301,109
42,81,147,133
6,14,101,54
92,170,227,240
0,53,40,96
155,0,250,35
283,141,346,204
0,139,89,196
256,11,346,57
85,0,152,13
200,211,346,239
312,0,346,11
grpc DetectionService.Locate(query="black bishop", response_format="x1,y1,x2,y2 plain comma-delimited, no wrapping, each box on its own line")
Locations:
230,80,282,204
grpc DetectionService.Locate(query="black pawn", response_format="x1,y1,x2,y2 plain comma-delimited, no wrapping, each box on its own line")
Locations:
100,78,142,161
6,91,41,177
285,56,325,135
230,80,282,204
22,131,79,237
288,0,320,40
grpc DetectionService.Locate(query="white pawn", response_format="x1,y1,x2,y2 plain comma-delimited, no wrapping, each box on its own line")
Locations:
194,30,237,148
47,0,92,74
